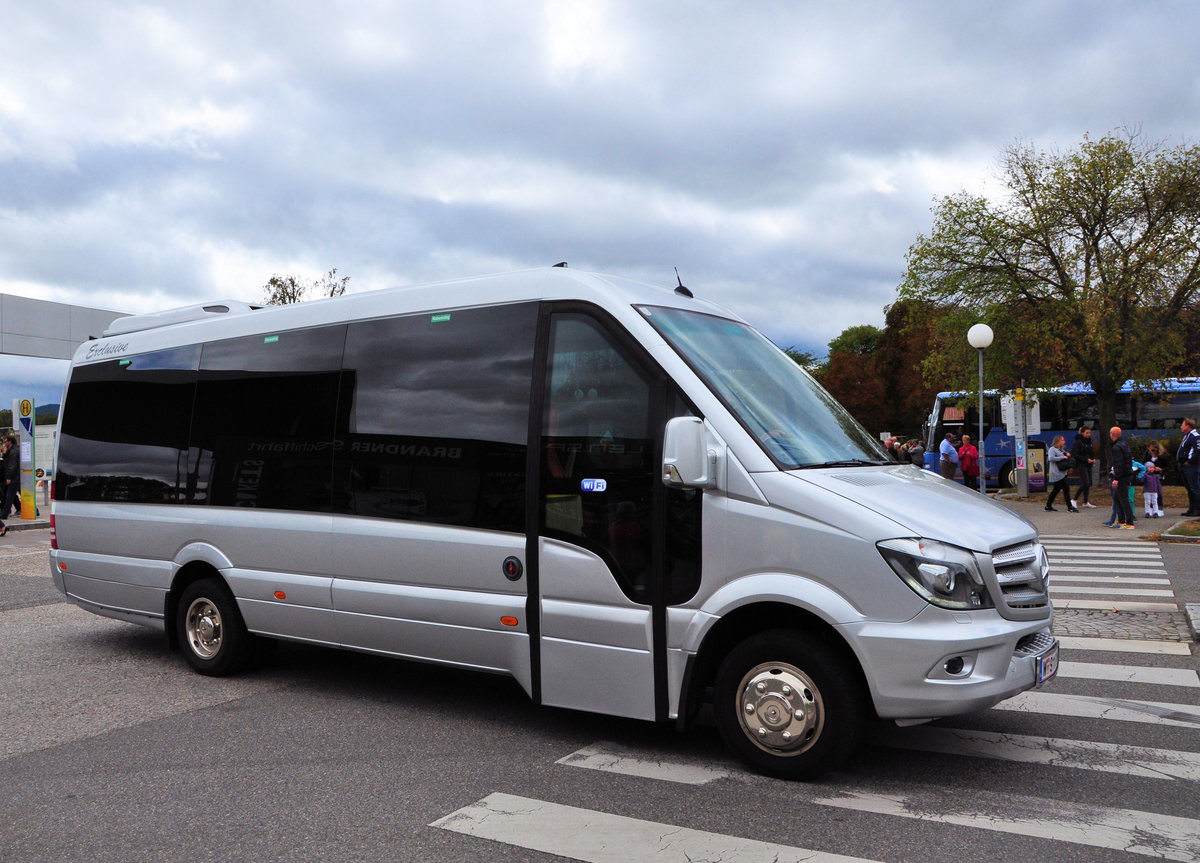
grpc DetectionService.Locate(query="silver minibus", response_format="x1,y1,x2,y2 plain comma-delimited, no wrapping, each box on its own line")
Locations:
49,266,1057,778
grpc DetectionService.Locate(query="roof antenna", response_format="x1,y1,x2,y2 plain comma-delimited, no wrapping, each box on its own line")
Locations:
552,261,568,268
674,267,693,298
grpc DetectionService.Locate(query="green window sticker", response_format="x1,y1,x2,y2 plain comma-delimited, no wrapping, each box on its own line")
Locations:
431,313,451,323
264,335,280,344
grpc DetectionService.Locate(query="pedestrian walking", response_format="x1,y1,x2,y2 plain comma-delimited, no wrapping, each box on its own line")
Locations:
1045,435,1077,512
1070,427,1097,509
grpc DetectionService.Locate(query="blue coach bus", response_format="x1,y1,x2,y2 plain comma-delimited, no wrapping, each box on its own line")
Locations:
922,378,1200,487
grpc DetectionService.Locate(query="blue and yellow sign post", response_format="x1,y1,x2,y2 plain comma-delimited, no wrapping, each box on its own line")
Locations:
14,398,35,520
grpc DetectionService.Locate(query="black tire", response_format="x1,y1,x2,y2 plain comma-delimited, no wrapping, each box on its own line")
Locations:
713,629,864,780
176,577,254,676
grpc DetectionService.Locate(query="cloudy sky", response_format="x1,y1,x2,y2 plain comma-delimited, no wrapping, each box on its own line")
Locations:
3,0,1200,406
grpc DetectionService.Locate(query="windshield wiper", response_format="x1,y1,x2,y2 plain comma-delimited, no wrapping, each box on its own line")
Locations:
796,459,890,469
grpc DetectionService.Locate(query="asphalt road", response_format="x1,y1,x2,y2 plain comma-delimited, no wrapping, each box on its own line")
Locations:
2,526,1198,863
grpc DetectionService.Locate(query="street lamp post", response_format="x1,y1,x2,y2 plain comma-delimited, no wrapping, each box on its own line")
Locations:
966,324,994,494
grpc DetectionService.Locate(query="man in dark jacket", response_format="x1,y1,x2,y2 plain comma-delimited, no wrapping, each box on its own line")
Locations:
1,435,18,520
1178,418,1200,516
1108,426,1135,529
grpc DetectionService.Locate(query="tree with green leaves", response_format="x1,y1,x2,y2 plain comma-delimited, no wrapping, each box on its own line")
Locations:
900,129,1200,452
783,346,822,374
262,268,350,305
826,324,882,357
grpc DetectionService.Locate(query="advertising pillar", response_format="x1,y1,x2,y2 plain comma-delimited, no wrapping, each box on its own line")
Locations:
13,398,35,520
1014,387,1028,498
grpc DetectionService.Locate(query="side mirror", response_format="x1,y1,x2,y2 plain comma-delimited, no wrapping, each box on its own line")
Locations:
663,416,715,488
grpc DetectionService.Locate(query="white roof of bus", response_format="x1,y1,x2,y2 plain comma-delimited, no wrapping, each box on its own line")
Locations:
936,378,1200,399
81,267,738,364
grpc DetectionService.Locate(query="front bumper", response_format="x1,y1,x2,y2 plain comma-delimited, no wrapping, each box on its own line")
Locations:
842,604,1057,720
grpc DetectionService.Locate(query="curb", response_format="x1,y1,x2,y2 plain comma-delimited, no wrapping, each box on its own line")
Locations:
2,520,50,533
1187,604,1200,641
1160,515,1200,542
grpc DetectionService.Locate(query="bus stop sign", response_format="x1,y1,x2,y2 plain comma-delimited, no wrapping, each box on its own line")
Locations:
1001,392,1041,437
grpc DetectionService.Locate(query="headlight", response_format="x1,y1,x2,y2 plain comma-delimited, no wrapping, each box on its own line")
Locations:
878,538,994,610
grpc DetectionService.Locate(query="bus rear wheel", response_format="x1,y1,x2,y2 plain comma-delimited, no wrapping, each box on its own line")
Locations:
713,629,864,780
177,578,253,676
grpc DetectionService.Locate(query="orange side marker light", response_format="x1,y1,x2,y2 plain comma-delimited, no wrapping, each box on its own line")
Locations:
274,591,287,600
500,616,518,627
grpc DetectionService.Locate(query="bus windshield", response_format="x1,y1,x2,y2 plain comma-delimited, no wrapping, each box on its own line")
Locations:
639,306,888,469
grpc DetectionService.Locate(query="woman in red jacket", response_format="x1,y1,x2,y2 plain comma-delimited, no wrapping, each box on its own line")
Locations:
958,434,981,490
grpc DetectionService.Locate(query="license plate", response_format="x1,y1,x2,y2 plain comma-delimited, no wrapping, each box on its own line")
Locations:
1035,642,1059,686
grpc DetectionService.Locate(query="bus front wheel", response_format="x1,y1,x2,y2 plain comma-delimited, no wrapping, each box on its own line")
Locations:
713,629,864,780
177,578,254,676
1000,460,1016,488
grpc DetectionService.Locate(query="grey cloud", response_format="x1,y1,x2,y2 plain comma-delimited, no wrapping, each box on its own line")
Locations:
2,1,1200,361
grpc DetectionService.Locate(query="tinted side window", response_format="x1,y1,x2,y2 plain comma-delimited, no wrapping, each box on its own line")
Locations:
190,326,347,510
57,346,201,503
334,303,537,531
540,313,703,605
541,314,657,598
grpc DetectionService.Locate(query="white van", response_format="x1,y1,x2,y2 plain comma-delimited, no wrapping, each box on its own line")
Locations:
49,267,1057,778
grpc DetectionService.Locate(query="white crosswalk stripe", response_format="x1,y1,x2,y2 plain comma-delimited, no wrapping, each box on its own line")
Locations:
1056,556,1166,571
871,725,1200,780
1040,535,1158,546
1053,575,1171,584
993,690,1200,727
813,789,1200,861
1057,636,1192,654
1051,549,1164,556
1050,585,1175,596
1055,567,1171,575
1057,660,1199,686
431,792,883,863
556,743,733,784
1052,598,1179,611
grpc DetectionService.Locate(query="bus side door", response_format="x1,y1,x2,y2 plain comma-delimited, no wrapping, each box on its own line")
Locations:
536,309,701,721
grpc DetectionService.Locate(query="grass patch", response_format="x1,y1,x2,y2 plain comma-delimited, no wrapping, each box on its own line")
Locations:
1165,519,1200,538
